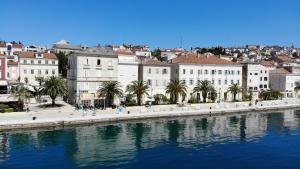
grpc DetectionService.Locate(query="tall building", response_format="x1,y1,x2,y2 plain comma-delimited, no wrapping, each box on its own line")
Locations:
67,47,118,106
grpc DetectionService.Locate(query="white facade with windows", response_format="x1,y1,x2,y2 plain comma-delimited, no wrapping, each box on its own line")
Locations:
171,55,243,102
138,59,171,98
117,51,139,92
18,51,58,86
241,63,270,99
67,47,118,106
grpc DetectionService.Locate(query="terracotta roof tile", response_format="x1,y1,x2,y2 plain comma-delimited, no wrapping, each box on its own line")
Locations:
270,68,290,74
142,59,169,65
260,60,276,67
171,54,237,65
7,60,18,65
116,49,135,56
18,51,57,59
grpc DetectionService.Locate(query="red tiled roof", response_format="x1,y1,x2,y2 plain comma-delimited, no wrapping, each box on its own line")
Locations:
18,51,57,59
270,68,290,74
142,59,169,65
171,54,237,65
116,49,135,56
7,60,18,65
260,60,276,67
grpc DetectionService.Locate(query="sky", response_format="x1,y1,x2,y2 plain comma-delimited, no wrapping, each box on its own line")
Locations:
0,0,300,49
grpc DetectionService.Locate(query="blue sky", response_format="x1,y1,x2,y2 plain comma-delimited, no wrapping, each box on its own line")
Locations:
1,0,299,48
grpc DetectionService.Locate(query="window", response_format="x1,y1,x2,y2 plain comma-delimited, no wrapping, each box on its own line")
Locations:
190,79,193,85
163,69,167,74
212,79,214,84
45,60,48,64
97,59,101,65
52,60,55,65
231,80,234,84
31,69,34,74
218,70,222,74
259,84,263,88
198,70,201,74
45,70,48,75
212,70,215,75
250,73,252,75
31,60,34,64
225,80,227,85
225,70,228,75
218,79,221,85
190,69,193,74
85,58,89,65
237,70,240,75
254,87,258,91
175,69,178,74
254,73,258,75
23,60,27,64
148,68,151,74
147,79,152,86
183,69,186,74
264,85,267,88
52,70,55,75
265,70,267,74
205,70,208,74
260,70,263,73
249,87,253,91
231,70,234,75
182,80,186,84
24,69,27,74
264,77,268,81
237,80,240,85
260,77,262,81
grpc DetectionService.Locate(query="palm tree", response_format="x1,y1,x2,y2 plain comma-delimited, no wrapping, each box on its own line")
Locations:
209,87,218,102
32,86,44,103
294,82,300,98
98,81,123,107
126,80,149,106
10,84,32,110
194,80,212,103
227,83,241,102
43,76,68,106
165,79,187,104
259,88,283,100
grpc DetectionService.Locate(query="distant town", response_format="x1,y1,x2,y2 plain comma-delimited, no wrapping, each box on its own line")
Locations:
0,39,300,108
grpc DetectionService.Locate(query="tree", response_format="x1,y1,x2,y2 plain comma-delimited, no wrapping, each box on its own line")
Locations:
35,77,44,86
126,81,149,106
32,86,44,103
98,81,123,107
24,77,28,84
194,80,213,103
10,85,32,111
227,83,242,102
153,94,168,105
259,88,283,100
209,87,218,102
43,76,68,106
152,49,162,61
55,52,68,78
165,79,187,104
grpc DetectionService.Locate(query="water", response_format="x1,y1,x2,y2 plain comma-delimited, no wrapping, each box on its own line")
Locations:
1,110,300,169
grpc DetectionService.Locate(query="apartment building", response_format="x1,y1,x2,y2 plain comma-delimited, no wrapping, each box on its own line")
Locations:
241,62,270,99
67,47,118,106
138,59,171,98
0,41,23,55
18,51,59,86
117,50,139,92
170,54,243,102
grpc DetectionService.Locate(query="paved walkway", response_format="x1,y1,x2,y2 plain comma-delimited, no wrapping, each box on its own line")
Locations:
1,99,300,130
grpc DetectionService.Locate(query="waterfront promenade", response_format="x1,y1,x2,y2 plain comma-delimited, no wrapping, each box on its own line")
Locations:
1,99,300,130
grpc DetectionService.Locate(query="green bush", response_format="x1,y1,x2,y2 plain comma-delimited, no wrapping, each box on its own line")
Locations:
0,104,9,109
0,108,14,113
111,104,117,109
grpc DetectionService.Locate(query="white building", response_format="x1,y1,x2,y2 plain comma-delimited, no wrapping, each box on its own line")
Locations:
241,62,270,99
67,47,118,106
0,41,23,55
138,59,171,98
170,54,243,102
52,40,84,55
18,51,59,86
269,68,300,98
116,50,139,92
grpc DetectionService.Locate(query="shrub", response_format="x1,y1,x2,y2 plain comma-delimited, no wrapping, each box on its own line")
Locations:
111,104,117,109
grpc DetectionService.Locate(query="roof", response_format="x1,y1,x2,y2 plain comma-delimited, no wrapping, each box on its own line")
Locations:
7,60,18,65
53,44,83,50
141,58,169,66
73,46,117,57
18,51,57,59
0,42,23,48
270,68,290,74
171,54,238,65
116,49,135,56
260,60,276,67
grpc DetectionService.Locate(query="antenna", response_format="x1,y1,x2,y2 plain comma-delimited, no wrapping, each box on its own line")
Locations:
180,36,183,48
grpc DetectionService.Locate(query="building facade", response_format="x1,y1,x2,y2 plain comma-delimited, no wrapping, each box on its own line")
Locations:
171,54,243,102
117,50,139,92
138,59,171,99
0,41,23,55
18,51,59,86
241,63,270,99
67,47,118,106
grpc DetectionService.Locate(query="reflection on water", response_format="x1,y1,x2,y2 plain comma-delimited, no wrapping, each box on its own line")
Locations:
0,109,300,169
